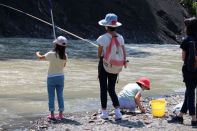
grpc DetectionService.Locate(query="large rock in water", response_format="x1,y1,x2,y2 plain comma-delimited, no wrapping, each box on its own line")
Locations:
0,0,188,44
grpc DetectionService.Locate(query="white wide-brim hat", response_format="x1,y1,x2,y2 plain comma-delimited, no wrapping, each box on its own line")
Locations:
98,13,122,27
53,36,67,46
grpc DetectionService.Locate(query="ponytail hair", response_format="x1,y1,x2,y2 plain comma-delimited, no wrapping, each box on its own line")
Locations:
54,44,66,60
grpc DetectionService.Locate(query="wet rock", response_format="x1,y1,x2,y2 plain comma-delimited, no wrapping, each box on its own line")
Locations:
92,113,98,116
39,124,48,129
88,120,95,123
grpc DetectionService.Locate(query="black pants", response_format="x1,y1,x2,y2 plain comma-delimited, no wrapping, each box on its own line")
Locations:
98,58,120,109
181,80,197,115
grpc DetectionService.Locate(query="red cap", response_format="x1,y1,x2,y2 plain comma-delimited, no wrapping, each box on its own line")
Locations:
136,77,150,90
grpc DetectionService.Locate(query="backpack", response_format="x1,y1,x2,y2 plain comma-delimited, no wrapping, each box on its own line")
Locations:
103,36,125,74
186,38,197,72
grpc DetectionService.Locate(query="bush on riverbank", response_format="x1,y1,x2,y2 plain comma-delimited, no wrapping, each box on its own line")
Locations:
180,0,197,15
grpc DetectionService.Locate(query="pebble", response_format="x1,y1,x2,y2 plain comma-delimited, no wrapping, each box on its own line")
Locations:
88,120,95,123
92,113,97,116
146,125,152,128
39,124,48,129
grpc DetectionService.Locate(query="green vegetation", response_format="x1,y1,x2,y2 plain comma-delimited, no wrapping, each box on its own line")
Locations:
180,0,197,15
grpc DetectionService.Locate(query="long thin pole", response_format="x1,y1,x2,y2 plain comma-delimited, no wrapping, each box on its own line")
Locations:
196,4,197,119
48,0,56,39
50,10,56,39
0,3,98,47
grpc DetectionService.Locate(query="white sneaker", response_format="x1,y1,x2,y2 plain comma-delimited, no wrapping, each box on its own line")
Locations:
100,110,109,120
115,108,122,120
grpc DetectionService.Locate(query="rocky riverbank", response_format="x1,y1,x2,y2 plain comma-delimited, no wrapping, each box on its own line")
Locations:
14,93,195,131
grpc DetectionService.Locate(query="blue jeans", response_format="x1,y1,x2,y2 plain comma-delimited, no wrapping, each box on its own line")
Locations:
47,75,64,112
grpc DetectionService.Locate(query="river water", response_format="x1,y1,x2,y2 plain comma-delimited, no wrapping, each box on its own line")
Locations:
0,38,185,128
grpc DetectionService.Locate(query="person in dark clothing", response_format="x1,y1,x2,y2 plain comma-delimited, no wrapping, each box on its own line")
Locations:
168,17,197,127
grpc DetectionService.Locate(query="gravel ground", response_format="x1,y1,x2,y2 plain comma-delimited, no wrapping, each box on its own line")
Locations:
26,93,197,131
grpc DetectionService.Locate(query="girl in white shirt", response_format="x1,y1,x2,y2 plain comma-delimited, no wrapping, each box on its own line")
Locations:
97,13,126,120
36,36,67,120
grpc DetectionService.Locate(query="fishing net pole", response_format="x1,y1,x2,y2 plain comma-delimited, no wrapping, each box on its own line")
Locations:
0,3,98,47
48,0,56,39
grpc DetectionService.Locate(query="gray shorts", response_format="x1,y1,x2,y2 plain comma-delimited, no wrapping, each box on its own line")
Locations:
118,97,136,111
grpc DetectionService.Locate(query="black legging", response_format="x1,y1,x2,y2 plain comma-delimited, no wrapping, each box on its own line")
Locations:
98,57,120,109
181,80,197,115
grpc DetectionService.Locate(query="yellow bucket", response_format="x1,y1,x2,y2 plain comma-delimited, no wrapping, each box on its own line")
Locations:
151,99,166,117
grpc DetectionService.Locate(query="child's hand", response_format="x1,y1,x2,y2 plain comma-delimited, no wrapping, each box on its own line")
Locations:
36,51,40,55
124,60,129,68
141,108,146,113
35,51,45,60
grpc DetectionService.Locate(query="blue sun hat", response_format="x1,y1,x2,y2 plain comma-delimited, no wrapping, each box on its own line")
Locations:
98,13,122,27
53,36,67,46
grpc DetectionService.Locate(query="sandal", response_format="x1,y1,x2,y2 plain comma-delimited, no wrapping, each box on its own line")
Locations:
55,113,65,120
47,114,55,120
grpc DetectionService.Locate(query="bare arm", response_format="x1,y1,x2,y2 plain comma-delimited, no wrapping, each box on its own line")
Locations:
122,45,126,61
36,52,46,60
182,50,186,61
64,54,68,67
122,45,127,68
135,92,145,113
97,45,103,58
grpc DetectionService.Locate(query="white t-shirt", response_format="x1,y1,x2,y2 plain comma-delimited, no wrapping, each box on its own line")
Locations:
44,51,67,77
118,83,142,101
96,33,125,56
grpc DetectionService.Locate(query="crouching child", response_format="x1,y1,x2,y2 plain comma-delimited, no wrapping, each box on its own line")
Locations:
118,77,150,113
